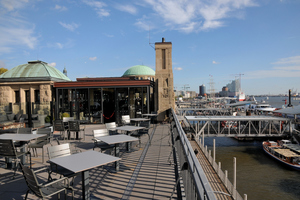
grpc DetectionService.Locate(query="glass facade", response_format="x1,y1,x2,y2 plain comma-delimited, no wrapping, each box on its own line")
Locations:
54,84,154,125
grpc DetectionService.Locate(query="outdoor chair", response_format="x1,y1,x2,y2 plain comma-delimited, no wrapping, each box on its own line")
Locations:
68,121,85,140
20,163,74,200
92,129,115,153
17,127,32,134
121,115,131,125
27,128,52,163
105,122,117,135
47,143,79,182
54,120,66,140
0,139,31,178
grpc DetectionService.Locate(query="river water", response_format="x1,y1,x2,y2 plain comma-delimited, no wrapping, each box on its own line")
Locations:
204,96,300,199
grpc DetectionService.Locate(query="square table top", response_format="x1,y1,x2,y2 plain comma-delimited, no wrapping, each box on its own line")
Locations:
49,150,120,173
130,118,150,122
142,113,158,117
115,125,145,132
95,134,138,145
0,133,46,141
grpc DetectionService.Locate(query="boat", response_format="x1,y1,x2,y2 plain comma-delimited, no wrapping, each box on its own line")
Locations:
262,140,300,170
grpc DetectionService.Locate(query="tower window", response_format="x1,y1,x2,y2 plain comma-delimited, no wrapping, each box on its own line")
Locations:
162,49,166,69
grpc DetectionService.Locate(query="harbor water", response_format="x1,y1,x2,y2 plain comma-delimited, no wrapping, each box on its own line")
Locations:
205,96,300,199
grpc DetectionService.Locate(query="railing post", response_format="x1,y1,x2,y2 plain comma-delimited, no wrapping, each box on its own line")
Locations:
225,170,228,188
213,139,216,162
218,162,221,176
244,194,247,200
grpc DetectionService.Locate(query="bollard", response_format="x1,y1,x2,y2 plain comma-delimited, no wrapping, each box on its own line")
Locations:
225,170,228,188
218,162,221,176
244,194,247,200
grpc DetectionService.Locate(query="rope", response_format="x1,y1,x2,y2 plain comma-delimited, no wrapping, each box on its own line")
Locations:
103,111,115,119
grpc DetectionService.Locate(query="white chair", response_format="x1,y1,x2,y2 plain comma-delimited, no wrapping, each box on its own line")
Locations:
121,115,131,125
92,129,115,152
105,122,117,135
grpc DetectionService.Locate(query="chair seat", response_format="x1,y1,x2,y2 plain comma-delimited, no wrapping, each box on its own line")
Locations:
40,181,67,197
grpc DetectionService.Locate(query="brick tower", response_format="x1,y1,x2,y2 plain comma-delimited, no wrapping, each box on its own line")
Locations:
155,38,175,122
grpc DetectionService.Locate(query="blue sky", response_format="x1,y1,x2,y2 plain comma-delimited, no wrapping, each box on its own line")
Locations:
0,0,299,95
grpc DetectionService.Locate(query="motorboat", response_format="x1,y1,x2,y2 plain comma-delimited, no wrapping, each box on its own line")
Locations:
262,140,300,170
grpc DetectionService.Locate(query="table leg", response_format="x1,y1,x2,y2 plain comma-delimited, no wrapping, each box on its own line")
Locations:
126,141,131,152
82,170,90,200
115,144,120,171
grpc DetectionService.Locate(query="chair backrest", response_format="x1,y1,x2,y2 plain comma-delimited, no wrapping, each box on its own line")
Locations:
93,129,109,138
17,127,32,134
37,128,51,135
105,122,116,130
68,121,80,131
0,139,17,157
63,117,74,123
140,121,150,129
48,143,71,159
20,164,43,198
121,115,130,124
54,120,65,131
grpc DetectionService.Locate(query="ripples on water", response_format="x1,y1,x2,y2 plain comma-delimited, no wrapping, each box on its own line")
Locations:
205,137,300,200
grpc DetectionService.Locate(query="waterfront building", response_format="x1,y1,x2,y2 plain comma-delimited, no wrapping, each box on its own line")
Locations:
0,60,70,125
0,38,175,126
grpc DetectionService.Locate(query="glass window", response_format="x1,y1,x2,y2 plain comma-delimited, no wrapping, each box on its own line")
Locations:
15,91,20,103
34,90,40,103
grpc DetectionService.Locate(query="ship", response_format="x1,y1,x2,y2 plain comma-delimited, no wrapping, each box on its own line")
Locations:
262,140,300,170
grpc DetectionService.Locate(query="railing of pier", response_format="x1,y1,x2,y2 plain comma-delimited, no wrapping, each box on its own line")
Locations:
196,138,244,200
170,108,217,200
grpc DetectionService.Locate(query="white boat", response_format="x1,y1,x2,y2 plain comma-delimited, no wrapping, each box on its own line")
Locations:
262,140,300,170
237,91,245,101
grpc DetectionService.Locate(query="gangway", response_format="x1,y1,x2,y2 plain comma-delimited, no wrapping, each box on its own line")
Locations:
177,108,232,116
185,115,292,138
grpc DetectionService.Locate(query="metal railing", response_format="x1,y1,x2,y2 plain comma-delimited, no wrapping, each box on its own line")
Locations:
170,108,217,200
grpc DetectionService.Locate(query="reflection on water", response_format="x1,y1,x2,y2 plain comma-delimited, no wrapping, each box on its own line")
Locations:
205,137,300,200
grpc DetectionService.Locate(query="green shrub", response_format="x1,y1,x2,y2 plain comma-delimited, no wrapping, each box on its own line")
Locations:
45,115,51,123
61,112,70,118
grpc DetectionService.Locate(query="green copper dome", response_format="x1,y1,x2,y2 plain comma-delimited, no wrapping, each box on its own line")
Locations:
122,65,155,77
0,60,71,82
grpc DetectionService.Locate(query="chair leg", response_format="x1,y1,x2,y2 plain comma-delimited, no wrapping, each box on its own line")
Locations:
25,189,29,200
42,147,44,163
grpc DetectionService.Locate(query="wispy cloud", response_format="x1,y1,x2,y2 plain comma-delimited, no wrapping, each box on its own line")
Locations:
140,0,257,33
245,55,300,79
48,62,56,67
0,0,29,12
59,22,79,31
47,39,74,49
212,60,220,64
115,4,137,15
0,16,37,54
174,67,183,71
82,0,109,17
55,5,67,11
89,56,97,61
271,55,300,65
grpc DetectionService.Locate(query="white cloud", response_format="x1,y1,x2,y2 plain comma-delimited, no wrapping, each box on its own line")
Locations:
0,16,37,54
48,62,56,67
55,5,67,11
59,22,79,31
115,4,137,15
142,0,257,32
82,0,109,17
174,67,183,71
272,56,300,65
89,57,97,61
245,55,300,79
0,0,28,12
55,42,63,49
135,15,155,31
212,61,220,64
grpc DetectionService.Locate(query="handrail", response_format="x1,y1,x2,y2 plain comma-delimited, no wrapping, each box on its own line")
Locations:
171,108,217,200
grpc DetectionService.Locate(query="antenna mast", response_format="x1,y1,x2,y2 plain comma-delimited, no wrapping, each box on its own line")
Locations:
149,26,155,50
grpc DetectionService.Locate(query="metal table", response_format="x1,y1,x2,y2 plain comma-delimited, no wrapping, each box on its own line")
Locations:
115,125,145,134
130,118,150,126
95,134,138,171
49,150,120,200
0,133,46,167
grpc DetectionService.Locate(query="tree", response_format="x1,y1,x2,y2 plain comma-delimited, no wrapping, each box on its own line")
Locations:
0,68,8,75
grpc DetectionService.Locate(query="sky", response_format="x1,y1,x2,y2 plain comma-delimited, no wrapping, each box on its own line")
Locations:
0,0,300,96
